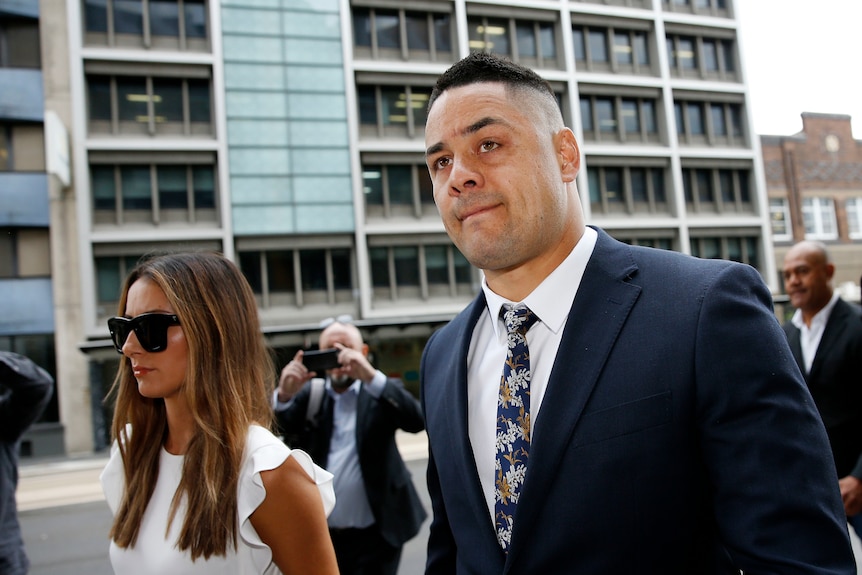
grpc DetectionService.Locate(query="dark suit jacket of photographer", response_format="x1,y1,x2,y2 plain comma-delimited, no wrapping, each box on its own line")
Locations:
275,377,427,548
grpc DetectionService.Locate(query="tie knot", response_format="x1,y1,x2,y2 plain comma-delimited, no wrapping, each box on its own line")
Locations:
501,305,538,336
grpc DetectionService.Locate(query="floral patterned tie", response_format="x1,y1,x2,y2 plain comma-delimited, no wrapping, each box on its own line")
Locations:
495,304,538,552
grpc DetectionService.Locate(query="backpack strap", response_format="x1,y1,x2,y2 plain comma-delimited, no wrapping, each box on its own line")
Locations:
306,378,325,422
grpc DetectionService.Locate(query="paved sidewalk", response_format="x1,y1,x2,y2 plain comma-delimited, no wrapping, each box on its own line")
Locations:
17,430,428,512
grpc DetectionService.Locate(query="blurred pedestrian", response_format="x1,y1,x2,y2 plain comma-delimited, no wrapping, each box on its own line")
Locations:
100,252,338,574
0,351,53,575
274,317,426,575
783,240,862,536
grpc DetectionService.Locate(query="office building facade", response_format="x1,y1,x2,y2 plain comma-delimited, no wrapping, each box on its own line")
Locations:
11,0,774,455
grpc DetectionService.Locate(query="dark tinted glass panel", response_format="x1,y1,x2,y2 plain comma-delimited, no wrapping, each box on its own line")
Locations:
621,99,639,133
369,247,389,287
375,10,400,49
722,41,735,72
331,249,352,290
363,165,383,205
357,86,377,125
353,8,372,47
605,168,623,205
96,257,122,302
153,78,183,123
184,0,207,39
596,98,615,132
188,80,211,123
516,22,536,57
418,166,434,205
89,76,113,121
687,103,703,134
652,170,666,203
572,29,585,61
631,168,648,203
150,0,180,37
539,22,555,58
121,166,151,209
703,40,718,70
614,32,632,65
674,102,683,134
411,87,431,127
425,245,448,285
381,87,406,126
116,77,149,123
453,249,472,284
635,32,649,65
85,0,108,32
696,169,712,202
394,247,419,286
738,171,750,202
642,100,656,133
719,170,733,203
388,165,413,205
711,104,726,136
114,0,143,34
580,98,592,131
678,37,695,69
192,166,215,208
158,166,187,208
406,12,430,50
588,29,607,61
239,252,262,293
300,250,327,290
433,14,451,52
588,168,600,205
267,250,295,292
92,166,116,209
485,18,509,56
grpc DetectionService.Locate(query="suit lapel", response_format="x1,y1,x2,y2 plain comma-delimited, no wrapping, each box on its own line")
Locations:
810,299,850,382
506,229,642,563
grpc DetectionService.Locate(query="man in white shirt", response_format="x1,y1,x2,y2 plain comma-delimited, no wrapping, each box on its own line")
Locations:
783,240,862,537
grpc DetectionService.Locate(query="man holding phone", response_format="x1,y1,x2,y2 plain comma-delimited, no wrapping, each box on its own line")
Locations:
273,317,427,575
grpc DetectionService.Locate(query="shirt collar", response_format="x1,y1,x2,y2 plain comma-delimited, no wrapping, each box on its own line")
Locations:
482,226,598,338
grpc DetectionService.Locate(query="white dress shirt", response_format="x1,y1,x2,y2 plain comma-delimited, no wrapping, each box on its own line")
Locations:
468,226,598,526
791,291,840,374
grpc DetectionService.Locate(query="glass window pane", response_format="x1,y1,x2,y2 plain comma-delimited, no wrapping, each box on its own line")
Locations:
84,0,108,32
192,165,215,208
730,105,743,137
674,102,683,134
152,78,183,123
516,22,536,57
539,22,555,59
157,166,187,208
486,18,509,56
406,12,430,51
267,250,295,292
453,249,472,284
0,231,13,277
605,168,623,204
114,0,143,35
634,32,649,66
121,166,152,210
719,170,734,203
96,257,122,303
631,168,648,203
394,246,419,286
588,168,601,205
184,0,207,39
588,29,607,61
703,40,718,71
572,28,585,61
652,169,666,203
425,245,448,285
682,170,694,203
678,37,696,69
370,247,390,287
726,237,742,262
433,14,451,52
388,165,413,205
666,38,676,68
116,77,149,124
239,252,262,294
363,165,383,206
353,8,372,48
92,166,116,209
687,102,703,134
300,249,327,290
621,99,639,133
614,32,632,65
331,248,352,290
711,104,726,136
696,169,712,203
642,100,656,133
89,76,113,121
411,87,430,128
580,97,593,131
596,98,615,132
149,0,180,37
701,238,721,259
357,86,377,125
722,40,735,72
418,165,434,205
188,80,211,123
375,10,400,49
738,171,750,202
381,87,407,126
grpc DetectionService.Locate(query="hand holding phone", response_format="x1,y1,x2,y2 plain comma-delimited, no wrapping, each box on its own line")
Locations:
302,348,341,373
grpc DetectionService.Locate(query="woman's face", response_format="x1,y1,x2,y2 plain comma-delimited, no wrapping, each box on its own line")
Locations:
121,278,188,401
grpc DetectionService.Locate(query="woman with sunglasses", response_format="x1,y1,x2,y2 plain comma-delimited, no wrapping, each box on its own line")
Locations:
100,251,339,575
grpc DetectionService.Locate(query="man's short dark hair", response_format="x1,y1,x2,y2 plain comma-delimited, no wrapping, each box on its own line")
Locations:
428,52,556,113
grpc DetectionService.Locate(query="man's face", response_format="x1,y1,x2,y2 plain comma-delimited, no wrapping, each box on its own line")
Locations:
319,323,362,389
782,245,834,315
424,82,576,275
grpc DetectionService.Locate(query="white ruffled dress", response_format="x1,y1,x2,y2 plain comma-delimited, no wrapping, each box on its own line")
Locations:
100,424,335,575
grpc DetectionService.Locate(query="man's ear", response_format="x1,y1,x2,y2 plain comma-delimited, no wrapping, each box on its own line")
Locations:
557,128,580,182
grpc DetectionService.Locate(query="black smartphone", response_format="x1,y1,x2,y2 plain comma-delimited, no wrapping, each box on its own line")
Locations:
302,348,340,373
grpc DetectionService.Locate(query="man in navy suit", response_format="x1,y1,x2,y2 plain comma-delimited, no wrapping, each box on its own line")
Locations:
782,240,862,538
419,52,855,574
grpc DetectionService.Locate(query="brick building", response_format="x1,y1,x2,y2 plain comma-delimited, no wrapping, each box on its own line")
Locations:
762,112,862,319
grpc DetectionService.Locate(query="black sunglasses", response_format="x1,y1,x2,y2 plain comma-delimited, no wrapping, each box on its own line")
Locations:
107,313,181,354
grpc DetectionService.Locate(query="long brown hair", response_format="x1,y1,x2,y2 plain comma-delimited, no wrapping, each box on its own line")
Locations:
106,251,275,560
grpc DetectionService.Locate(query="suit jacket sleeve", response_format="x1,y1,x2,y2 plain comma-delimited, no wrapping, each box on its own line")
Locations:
0,352,54,442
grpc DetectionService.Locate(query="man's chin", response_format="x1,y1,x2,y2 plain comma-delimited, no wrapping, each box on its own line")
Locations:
330,375,352,390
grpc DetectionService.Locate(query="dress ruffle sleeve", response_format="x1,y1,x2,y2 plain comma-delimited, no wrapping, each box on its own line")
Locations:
100,437,125,515
237,425,335,572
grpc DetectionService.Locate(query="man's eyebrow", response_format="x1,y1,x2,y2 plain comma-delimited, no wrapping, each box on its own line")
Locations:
425,117,507,158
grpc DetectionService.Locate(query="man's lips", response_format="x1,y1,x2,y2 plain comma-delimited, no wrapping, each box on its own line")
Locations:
458,203,498,221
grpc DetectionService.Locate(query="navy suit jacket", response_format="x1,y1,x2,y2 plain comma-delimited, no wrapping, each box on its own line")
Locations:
275,377,427,548
784,298,862,479
420,228,854,574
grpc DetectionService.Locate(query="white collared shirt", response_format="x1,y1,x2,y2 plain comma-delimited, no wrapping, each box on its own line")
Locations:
791,291,840,374
468,226,598,524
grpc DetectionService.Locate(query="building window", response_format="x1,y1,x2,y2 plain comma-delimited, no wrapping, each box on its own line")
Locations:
690,235,759,269
802,197,837,240
847,197,862,240
83,0,209,51
468,15,562,70
769,198,792,242
574,0,651,8
0,124,9,171
572,22,652,75
580,93,660,144
356,84,431,140
87,73,213,136
0,17,41,68
238,247,354,309
666,30,736,81
612,233,675,250
663,0,729,17
681,166,752,214
352,6,454,63
587,164,668,216
369,241,475,303
674,98,744,147
363,162,435,219
90,162,218,227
